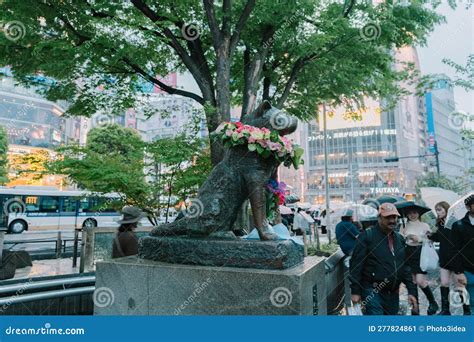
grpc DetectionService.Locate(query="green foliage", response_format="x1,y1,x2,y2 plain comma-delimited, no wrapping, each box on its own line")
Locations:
9,149,52,184
415,172,463,196
307,240,340,257
0,126,9,185
49,125,210,223
0,0,443,125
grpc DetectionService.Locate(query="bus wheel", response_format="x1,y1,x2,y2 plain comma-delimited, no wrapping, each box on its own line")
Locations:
9,220,27,234
83,219,97,229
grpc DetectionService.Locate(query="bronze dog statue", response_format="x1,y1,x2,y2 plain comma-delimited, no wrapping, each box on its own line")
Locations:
150,101,297,240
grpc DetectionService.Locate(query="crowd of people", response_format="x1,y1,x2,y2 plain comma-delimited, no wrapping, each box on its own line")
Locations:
110,193,474,317
335,195,474,315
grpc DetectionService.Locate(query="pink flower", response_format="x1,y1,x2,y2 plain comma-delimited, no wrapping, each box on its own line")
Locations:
268,142,282,151
225,129,233,137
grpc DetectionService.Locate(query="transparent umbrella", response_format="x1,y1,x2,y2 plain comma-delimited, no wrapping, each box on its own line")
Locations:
445,192,474,229
333,204,378,223
420,187,460,212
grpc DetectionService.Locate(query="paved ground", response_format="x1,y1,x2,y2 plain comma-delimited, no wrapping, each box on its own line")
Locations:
398,268,464,315
10,258,79,281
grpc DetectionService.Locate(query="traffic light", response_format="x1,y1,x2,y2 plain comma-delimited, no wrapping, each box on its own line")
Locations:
384,157,399,162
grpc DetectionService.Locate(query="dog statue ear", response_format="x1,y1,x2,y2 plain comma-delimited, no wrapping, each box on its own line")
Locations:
252,100,272,118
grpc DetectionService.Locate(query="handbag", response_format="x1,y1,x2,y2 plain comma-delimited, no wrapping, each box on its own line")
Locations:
347,303,363,316
420,240,439,272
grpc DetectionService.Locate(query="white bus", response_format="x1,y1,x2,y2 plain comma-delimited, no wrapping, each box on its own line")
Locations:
0,186,150,234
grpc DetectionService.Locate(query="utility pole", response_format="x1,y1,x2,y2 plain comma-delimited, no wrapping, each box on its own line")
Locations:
323,103,331,242
434,141,440,176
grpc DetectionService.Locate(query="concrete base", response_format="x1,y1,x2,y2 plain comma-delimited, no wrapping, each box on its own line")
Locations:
94,256,327,315
139,236,304,270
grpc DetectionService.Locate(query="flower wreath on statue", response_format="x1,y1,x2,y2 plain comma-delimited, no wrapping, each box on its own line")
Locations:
212,121,304,169
212,121,304,221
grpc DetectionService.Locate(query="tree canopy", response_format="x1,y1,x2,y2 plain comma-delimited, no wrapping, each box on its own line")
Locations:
49,124,211,223
0,0,444,164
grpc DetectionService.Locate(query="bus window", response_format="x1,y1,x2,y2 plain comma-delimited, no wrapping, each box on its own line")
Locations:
24,196,40,213
39,196,59,213
79,198,89,212
61,197,78,213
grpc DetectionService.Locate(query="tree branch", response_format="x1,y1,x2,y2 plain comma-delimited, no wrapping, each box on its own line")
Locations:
123,58,205,105
229,0,256,54
222,0,232,36
276,58,305,108
343,0,356,18
131,0,214,104
203,0,222,50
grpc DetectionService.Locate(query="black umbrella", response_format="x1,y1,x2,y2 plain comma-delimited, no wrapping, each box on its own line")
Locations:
394,201,431,217
377,195,406,204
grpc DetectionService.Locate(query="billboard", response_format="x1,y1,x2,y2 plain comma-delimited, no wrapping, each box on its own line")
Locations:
318,98,382,130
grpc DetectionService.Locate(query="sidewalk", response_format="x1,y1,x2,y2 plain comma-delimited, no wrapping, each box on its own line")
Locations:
10,258,79,281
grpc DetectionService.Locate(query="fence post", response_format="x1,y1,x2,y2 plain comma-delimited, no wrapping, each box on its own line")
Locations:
0,231,4,260
79,226,95,273
72,228,81,268
55,231,62,259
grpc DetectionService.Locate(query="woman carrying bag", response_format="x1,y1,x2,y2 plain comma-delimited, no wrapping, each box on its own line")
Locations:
428,201,470,315
399,202,439,315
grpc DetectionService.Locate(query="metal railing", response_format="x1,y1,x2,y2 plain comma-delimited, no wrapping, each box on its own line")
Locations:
0,274,95,315
3,229,82,264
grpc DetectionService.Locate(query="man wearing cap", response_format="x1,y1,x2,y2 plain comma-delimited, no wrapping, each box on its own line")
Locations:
350,202,418,315
112,206,146,259
451,194,474,314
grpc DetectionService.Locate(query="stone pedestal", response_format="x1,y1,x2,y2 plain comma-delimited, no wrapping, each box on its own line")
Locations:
139,236,304,270
94,256,327,315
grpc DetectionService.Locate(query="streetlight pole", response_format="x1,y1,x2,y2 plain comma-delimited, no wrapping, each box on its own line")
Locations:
322,103,331,242
384,150,441,176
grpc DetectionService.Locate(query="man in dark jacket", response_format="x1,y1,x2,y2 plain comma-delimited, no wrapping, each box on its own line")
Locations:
451,194,474,314
350,202,418,315
336,209,360,256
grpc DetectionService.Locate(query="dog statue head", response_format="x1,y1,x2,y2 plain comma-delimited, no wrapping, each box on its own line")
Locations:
243,101,298,136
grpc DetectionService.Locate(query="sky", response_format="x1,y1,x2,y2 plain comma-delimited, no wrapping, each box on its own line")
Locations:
417,1,473,115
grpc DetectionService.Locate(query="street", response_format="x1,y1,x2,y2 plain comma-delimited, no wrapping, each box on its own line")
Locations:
3,230,77,254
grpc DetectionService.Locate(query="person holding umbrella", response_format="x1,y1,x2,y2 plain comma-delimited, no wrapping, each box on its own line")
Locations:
398,201,439,315
426,201,463,315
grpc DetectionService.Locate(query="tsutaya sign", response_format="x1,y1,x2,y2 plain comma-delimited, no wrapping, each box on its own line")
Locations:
370,187,401,194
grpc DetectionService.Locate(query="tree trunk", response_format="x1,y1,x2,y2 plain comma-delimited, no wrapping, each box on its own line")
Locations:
209,45,232,166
